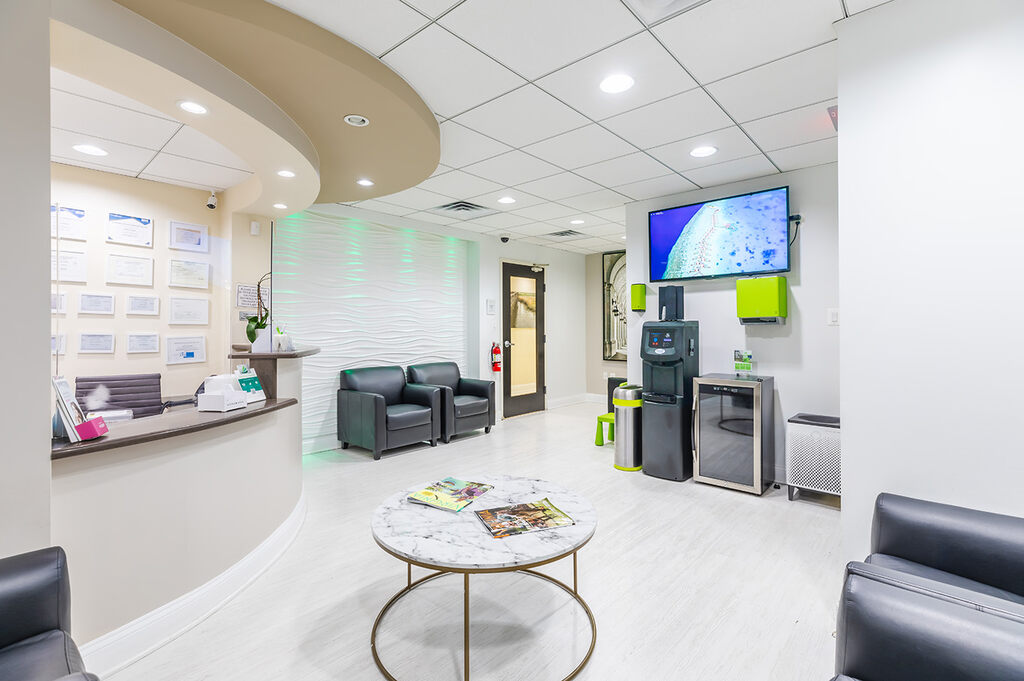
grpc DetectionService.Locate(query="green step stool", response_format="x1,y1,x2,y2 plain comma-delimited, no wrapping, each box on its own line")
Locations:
595,412,615,446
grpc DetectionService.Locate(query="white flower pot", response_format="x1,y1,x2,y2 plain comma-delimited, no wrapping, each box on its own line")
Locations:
251,327,273,352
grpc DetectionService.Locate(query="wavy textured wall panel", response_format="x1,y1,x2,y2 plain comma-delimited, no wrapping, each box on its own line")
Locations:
272,211,468,450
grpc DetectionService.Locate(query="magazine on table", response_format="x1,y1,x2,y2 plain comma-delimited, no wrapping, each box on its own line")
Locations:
407,477,493,512
475,498,575,538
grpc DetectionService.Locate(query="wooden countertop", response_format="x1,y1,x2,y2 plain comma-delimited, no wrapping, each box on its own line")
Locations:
51,398,298,460
228,345,321,360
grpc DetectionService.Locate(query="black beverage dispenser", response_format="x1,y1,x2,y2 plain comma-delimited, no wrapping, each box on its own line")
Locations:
640,320,700,481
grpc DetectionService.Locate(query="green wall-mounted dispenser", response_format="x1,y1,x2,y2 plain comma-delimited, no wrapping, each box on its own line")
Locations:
736,276,787,325
630,284,647,312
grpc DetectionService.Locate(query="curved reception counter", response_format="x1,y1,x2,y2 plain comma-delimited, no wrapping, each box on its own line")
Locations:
50,349,316,675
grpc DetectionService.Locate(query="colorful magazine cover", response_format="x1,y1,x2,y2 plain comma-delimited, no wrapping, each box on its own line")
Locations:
407,477,493,512
475,498,575,538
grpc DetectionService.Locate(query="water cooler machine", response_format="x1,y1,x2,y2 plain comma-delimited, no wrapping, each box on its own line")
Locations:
640,320,700,481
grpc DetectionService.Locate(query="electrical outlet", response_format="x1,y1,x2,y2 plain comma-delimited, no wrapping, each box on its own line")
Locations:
827,308,840,326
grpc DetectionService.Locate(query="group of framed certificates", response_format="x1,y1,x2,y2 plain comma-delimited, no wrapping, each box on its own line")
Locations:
52,332,207,364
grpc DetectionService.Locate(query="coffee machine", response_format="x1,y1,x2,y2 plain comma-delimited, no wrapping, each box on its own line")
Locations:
640,292,699,481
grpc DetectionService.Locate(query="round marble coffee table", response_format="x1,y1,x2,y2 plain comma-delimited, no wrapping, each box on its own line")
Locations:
370,475,597,681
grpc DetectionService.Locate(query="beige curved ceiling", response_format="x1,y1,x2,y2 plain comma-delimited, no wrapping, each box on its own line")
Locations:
110,0,440,204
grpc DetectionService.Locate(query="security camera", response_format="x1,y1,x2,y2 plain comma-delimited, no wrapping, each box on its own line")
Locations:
206,192,218,210
499,234,511,243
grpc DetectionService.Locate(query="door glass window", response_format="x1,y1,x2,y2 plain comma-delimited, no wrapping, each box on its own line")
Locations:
509,275,537,397
698,385,755,486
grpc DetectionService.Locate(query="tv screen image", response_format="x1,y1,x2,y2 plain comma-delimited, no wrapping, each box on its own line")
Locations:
648,186,789,281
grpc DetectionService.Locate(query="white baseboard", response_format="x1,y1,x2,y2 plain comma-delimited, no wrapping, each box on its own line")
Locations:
585,393,605,405
81,492,307,678
547,393,587,409
303,433,342,455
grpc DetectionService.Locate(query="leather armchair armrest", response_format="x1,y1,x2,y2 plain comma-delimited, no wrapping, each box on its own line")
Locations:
871,493,1024,596
402,384,441,441
0,547,71,650
336,389,385,451
459,378,495,427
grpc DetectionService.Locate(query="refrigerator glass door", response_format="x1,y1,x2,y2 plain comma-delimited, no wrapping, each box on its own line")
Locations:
697,384,756,487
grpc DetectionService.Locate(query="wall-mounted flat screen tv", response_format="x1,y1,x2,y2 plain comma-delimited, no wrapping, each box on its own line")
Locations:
648,186,790,282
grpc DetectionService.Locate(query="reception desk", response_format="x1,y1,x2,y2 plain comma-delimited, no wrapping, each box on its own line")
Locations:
50,348,317,675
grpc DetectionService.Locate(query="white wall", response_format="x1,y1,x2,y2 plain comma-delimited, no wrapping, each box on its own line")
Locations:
0,1,52,557
625,164,840,482
837,0,1024,559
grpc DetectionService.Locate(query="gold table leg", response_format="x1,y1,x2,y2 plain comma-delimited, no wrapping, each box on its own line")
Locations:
464,573,470,681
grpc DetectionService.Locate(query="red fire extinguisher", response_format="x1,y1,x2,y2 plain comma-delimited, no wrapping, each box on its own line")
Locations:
491,342,502,372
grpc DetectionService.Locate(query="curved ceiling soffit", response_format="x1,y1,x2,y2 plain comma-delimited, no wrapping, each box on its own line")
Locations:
109,0,441,204
50,0,320,217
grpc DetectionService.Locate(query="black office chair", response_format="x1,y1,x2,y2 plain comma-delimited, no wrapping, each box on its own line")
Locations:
75,373,192,418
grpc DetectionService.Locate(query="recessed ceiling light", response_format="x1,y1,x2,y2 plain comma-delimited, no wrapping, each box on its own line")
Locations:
273,203,287,210
178,100,208,115
72,143,107,156
497,196,516,204
599,73,634,94
277,170,296,178
570,219,585,225
690,145,718,158
357,178,375,187
344,114,370,127
621,235,627,239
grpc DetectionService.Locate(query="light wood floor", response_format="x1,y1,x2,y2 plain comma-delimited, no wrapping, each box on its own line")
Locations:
110,403,843,681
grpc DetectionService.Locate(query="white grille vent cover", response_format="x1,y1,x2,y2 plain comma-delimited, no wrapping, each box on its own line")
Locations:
547,229,584,238
426,201,498,219
786,421,841,496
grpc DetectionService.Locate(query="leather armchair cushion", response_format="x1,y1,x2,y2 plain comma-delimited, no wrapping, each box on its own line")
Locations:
0,548,71,651
453,395,488,418
408,362,460,391
340,366,406,405
386,404,432,430
0,630,86,681
866,553,1024,606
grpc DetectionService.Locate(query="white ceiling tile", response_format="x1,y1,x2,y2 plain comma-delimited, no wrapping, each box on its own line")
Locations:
601,89,733,149
653,0,843,84
845,0,893,13
592,205,627,223
382,25,525,117
465,212,533,229
405,211,461,225
561,188,631,212
453,222,494,234
430,163,453,177
403,0,460,18
52,157,138,178
684,154,779,188
417,169,503,198
510,203,579,221
466,188,546,211
514,172,602,201
51,128,155,173
439,0,643,80
546,214,609,230
574,152,672,186
452,85,589,148
706,42,836,123
614,174,698,200
161,126,252,172
563,236,619,251
463,151,561,186
523,125,637,169
519,235,559,245
52,90,181,150
51,69,175,120
439,121,512,168
742,99,837,151
766,137,838,172
577,223,625,237
141,154,253,192
507,223,567,237
376,186,453,210
136,173,228,193
536,32,697,120
648,126,761,174
350,199,417,217
265,0,428,56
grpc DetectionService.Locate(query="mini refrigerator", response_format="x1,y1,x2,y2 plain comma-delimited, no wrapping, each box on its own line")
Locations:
692,373,774,495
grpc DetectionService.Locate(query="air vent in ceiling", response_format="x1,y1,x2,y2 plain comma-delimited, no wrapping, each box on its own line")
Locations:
426,200,498,220
547,229,585,238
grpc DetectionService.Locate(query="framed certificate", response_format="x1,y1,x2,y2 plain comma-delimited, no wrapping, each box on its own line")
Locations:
126,333,160,354
51,292,67,314
127,295,160,316
169,221,209,253
166,336,206,364
168,259,210,289
51,205,89,241
51,249,87,283
51,334,67,356
107,253,154,286
106,213,153,247
169,297,209,325
79,333,115,354
78,292,115,315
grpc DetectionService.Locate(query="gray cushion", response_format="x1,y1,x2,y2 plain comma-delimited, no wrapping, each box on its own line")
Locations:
453,395,488,418
0,630,85,681
866,553,1024,606
340,366,406,405
385,404,431,430
408,362,460,391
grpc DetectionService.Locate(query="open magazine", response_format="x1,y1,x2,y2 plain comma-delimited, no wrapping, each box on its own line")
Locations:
407,477,493,512
475,498,574,538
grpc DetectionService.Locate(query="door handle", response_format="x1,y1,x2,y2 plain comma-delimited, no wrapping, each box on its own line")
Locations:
691,393,698,462
504,340,514,348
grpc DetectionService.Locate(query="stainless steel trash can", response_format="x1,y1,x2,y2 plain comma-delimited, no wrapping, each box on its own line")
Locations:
613,384,643,471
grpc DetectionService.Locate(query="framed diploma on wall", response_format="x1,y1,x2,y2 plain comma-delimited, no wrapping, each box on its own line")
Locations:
107,253,154,286
127,295,160,316
166,336,206,364
51,205,89,241
168,259,210,289
79,333,115,354
168,297,209,325
78,292,115,315
169,221,209,253
126,333,160,354
51,249,87,282
106,213,153,248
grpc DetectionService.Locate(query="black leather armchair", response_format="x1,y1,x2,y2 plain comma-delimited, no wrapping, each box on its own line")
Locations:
337,366,441,460
0,547,97,681
407,362,495,443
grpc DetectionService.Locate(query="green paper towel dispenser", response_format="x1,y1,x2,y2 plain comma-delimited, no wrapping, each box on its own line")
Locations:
737,276,787,325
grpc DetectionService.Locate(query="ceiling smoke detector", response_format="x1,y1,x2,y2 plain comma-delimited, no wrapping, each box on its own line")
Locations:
344,114,370,127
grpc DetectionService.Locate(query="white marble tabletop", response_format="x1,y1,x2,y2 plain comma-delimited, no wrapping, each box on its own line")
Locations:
371,475,597,571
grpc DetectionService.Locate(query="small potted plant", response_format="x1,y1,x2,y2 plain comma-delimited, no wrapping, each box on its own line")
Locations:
247,272,273,352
